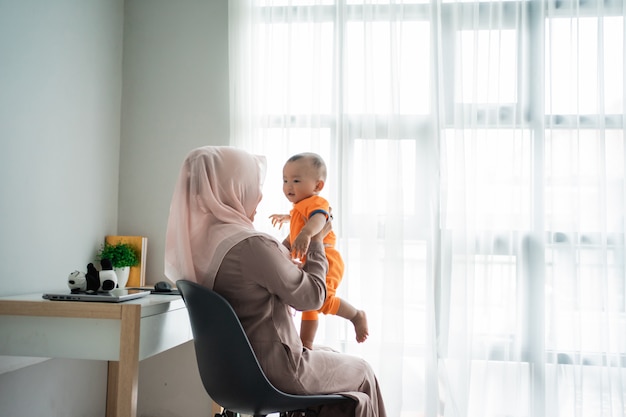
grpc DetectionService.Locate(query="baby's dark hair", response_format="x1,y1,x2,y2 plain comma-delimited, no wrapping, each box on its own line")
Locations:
287,152,327,180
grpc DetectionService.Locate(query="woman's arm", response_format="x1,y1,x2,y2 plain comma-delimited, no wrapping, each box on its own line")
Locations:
242,235,328,312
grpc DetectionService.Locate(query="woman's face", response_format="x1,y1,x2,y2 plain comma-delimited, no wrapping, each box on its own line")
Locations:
248,193,261,221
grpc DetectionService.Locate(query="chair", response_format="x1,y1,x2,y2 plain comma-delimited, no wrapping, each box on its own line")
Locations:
176,280,351,417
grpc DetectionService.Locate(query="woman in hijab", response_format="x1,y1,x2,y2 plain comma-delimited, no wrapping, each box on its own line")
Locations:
165,146,387,417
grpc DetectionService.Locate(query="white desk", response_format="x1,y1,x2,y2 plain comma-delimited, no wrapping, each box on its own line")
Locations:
0,292,193,417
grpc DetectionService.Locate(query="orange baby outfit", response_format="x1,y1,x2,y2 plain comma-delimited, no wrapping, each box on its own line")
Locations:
289,195,345,320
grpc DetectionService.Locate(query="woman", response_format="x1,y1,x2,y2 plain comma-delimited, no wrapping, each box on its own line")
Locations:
165,146,387,417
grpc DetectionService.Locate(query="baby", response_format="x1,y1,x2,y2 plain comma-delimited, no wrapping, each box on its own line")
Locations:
270,152,368,349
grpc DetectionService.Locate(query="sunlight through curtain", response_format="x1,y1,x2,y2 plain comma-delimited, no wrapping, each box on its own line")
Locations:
228,1,626,416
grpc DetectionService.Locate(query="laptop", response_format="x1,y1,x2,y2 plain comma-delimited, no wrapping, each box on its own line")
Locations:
42,288,151,303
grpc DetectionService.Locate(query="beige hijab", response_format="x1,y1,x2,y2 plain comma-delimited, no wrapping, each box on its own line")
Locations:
164,146,270,288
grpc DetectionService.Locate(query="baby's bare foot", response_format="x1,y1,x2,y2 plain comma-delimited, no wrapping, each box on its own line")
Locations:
351,310,369,343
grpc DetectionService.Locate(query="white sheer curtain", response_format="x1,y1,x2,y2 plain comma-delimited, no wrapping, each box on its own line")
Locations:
228,1,626,416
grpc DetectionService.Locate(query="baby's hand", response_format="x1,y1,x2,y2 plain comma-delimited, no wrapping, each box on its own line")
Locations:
292,233,311,260
269,214,291,229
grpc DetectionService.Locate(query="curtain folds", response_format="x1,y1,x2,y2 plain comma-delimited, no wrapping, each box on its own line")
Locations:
228,1,626,416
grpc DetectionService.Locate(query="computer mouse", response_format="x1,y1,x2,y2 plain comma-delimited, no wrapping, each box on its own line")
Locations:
154,281,173,292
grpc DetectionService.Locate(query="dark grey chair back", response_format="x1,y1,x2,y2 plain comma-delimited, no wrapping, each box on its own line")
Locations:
176,279,350,417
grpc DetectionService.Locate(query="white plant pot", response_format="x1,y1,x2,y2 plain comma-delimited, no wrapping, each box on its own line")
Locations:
114,267,130,288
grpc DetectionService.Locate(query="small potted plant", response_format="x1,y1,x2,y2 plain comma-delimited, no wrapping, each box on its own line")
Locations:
97,242,139,288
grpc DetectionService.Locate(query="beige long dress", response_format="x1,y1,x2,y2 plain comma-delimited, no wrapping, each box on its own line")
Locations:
211,236,387,417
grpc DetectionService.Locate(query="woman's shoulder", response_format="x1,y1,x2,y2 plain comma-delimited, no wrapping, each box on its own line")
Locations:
235,233,289,256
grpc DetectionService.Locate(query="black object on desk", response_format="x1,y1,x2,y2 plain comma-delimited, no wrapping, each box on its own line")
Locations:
151,280,181,295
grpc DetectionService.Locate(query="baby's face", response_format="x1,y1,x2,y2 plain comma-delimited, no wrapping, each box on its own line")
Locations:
282,159,321,204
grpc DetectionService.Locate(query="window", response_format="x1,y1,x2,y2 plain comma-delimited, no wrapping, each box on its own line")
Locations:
230,1,626,415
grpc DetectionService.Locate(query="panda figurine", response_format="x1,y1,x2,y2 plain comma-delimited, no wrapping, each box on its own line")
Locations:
98,259,118,292
67,260,118,293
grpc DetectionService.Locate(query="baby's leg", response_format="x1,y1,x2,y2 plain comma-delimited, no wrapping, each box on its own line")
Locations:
336,299,369,343
300,318,319,349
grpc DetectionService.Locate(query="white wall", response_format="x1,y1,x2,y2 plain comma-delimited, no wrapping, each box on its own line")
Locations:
0,0,229,415
120,0,230,286
0,0,124,296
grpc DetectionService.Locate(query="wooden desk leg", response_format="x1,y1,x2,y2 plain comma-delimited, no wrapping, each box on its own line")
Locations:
106,304,141,417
